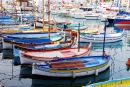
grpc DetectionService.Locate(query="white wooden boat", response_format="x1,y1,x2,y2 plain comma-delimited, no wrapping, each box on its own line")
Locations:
32,55,110,77
19,43,91,64
80,32,124,43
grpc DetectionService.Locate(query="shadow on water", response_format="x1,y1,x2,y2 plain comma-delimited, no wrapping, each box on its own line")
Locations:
19,66,110,87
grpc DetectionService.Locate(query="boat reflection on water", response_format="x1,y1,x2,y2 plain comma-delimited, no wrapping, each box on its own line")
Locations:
19,66,110,87
91,41,123,50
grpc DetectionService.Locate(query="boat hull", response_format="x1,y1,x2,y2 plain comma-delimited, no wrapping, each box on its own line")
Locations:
80,33,124,43
114,19,130,30
19,43,91,64
86,16,100,20
73,15,86,19
32,58,110,77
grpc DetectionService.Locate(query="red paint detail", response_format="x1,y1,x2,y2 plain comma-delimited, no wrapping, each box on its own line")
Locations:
116,21,130,24
116,26,130,29
106,8,118,12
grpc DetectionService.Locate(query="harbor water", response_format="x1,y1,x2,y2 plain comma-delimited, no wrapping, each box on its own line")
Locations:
0,15,130,87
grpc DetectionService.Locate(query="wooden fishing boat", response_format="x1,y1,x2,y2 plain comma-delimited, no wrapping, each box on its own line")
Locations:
0,24,30,29
14,35,76,51
80,32,124,43
1,27,56,34
2,36,63,49
37,19,71,26
58,25,87,32
19,43,91,64
1,32,59,39
20,66,110,87
80,28,98,34
85,77,130,87
72,26,87,31
32,55,110,77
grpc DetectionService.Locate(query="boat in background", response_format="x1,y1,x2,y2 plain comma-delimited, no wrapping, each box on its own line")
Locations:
1,27,56,34
80,28,98,34
84,77,130,87
20,43,91,64
14,35,76,51
3,36,63,49
1,32,63,49
80,32,124,43
114,18,130,30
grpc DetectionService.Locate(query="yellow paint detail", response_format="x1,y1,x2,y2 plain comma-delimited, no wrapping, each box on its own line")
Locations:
93,80,130,87
54,42,57,44
1,27,55,34
48,62,108,73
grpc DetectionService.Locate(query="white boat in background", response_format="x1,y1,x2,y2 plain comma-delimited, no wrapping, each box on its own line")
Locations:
70,9,87,19
73,13,86,19
80,32,124,43
85,13,100,20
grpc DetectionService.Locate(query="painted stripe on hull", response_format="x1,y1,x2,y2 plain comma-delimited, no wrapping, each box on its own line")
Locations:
115,24,130,26
114,19,130,24
115,26,130,29
115,21,130,24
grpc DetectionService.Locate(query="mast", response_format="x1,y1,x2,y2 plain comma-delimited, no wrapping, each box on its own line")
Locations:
13,0,17,23
102,19,107,56
48,0,50,38
42,0,44,32
32,0,35,29
0,0,2,10
127,0,130,11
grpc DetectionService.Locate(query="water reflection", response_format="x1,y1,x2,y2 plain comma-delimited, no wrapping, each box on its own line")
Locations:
19,66,110,87
91,41,123,50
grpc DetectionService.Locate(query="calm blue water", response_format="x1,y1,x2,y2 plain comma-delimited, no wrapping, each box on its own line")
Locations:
0,15,130,87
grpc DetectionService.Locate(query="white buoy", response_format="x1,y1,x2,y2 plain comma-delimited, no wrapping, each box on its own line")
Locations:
72,71,75,78
95,69,98,76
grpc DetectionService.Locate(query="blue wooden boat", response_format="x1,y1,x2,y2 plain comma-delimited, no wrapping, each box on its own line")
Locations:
0,16,16,25
32,55,110,77
1,32,58,39
3,36,63,49
14,36,76,51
